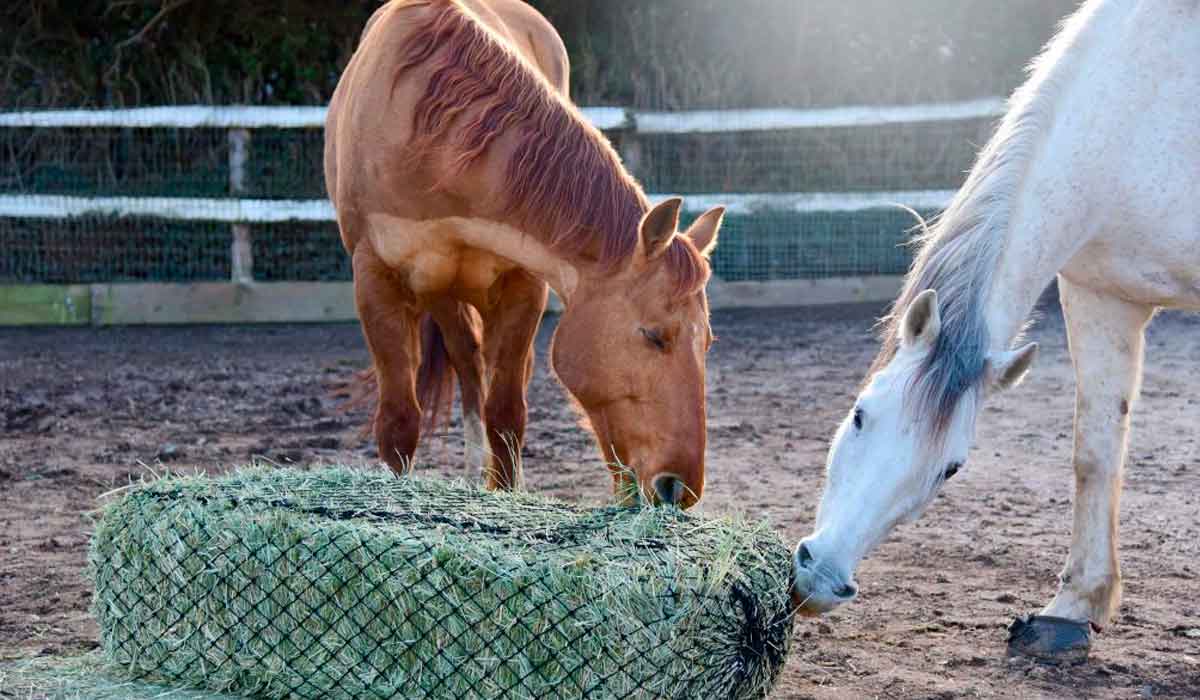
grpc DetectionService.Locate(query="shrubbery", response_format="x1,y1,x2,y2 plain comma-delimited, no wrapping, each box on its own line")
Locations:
5,0,1076,109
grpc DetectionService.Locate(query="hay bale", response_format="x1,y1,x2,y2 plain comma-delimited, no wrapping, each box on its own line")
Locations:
1,653,240,699
90,468,795,699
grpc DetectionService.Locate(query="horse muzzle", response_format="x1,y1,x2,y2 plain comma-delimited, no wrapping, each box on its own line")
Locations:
646,472,701,509
791,541,858,616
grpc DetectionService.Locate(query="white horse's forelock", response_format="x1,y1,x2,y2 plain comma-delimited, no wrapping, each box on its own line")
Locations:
873,0,1110,436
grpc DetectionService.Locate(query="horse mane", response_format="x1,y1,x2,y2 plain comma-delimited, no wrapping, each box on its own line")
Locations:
395,0,709,297
867,0,1108,437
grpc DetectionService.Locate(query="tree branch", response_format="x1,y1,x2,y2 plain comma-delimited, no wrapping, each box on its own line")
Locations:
115,0,197,51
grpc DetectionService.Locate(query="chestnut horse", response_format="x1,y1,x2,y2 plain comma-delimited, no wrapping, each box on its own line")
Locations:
325,0,724,507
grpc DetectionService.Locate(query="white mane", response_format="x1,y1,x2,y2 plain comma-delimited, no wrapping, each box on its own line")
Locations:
872,0,1116,431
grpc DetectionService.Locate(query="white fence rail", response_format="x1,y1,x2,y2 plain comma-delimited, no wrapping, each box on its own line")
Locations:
0,97,1004,133
632,97,1005,134
0,190,957,222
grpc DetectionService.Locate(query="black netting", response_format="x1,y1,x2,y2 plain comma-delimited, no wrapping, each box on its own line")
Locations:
89,468,795,700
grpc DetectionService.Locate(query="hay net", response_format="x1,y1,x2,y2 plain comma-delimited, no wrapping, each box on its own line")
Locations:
89,467,795,700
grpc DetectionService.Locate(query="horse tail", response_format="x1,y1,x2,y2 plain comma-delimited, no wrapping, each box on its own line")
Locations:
333,312,455,437
417,312,456,432
331,365,379,439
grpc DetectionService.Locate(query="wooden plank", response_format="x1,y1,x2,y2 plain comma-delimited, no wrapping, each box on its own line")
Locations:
707,276,903,310
91,282,356,325
0,277,901,327
0,284,91,325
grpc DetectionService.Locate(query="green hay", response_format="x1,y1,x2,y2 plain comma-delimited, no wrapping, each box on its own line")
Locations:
89,467,795,699
0,653,239,699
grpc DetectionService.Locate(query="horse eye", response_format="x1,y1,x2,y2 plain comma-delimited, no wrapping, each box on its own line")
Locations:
944,461,963,480
639,327,667,351
852,407,864,430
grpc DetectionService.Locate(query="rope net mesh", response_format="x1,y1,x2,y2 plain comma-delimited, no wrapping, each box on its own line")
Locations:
0,109,998,286
89,467,795,700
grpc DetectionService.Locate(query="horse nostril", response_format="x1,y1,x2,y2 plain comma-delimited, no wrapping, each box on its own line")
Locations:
835,583,858,599
651,473,685,506
797,543,814,568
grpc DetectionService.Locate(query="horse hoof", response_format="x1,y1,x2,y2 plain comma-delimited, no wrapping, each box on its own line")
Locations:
1006,615,1092,665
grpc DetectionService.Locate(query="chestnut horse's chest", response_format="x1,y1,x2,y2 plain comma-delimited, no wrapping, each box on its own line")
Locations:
365,212,556,308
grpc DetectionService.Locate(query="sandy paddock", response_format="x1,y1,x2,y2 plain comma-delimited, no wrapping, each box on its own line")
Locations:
3,296,1200,698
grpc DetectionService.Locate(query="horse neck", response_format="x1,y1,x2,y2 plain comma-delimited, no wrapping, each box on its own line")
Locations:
441,213,587,303
977,1,1119,349
443,207,639,309
979,170,1089,348
460,141,646,306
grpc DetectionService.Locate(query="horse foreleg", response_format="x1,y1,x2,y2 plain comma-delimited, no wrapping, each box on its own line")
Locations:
353,245,423,475
427,299,489,478
481,272,548,491
1019,276,1154,659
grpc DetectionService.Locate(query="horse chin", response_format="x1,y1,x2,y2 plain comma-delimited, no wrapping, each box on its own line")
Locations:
791,589,848,617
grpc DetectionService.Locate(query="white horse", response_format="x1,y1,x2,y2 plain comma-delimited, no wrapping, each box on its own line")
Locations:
792,0,1199,663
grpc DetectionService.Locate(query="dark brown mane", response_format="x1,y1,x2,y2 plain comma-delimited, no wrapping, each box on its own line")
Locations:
395,0,708,296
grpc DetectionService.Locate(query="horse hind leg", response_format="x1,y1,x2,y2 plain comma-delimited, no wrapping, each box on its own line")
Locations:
352,245,423,475
1013,276,1154,662
481,272,548,491
426,298,490,479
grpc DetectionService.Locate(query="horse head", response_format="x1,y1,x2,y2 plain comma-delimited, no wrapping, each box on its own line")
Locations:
551,198,724,508
793,289,1037,613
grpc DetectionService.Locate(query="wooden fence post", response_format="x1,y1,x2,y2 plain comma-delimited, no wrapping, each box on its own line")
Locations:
228,128,253,283
617,132,642,178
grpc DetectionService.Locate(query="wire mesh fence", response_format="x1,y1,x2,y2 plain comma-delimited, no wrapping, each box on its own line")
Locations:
0,102,1001,287
0,127,326,199
89,468,795,700
1,216,233,283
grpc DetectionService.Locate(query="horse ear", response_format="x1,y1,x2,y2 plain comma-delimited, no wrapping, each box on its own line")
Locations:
640,197,682,260
899,289,941,349
684,206,724,258
986,342,1038,391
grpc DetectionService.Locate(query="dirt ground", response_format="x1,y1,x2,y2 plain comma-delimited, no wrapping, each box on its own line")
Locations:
3,297,1200,699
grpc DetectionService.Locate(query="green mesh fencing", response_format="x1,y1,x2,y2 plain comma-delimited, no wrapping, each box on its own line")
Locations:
0,211,929,285
635,119,991,194
701,209,931,282
0,127,325,199
0,217,231,284
0,111,996,286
